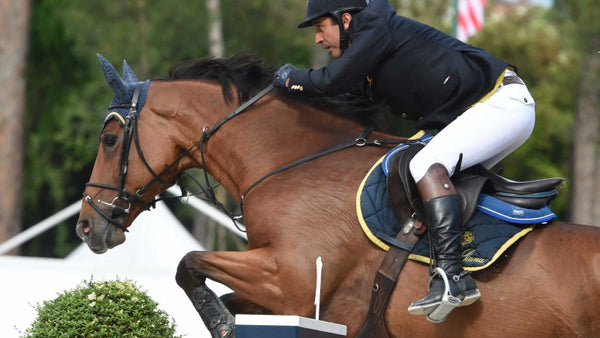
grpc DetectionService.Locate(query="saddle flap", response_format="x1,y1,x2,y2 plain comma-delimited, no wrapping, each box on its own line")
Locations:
453,173,489,225
387,144,425,222
387,144,486,225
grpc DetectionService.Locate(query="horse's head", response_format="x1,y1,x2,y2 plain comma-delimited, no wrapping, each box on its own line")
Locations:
76,55,183,253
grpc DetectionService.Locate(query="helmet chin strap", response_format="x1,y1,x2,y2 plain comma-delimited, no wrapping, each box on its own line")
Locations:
331,10,351,51
339,26,351,51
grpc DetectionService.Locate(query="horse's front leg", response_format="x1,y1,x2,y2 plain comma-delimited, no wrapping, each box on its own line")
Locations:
176,248,291,338
176,256,236,338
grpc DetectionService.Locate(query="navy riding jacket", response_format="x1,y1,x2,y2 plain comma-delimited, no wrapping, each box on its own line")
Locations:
286,0,512,130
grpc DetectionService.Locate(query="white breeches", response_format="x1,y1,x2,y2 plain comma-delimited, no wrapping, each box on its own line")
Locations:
409,77,536,183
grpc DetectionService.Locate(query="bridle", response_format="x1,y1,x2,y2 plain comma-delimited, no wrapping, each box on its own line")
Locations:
84,80,399,233
83,82,182,232
83,82,276,232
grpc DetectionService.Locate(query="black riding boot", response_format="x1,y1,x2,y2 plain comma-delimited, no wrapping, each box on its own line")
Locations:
407,165,480,321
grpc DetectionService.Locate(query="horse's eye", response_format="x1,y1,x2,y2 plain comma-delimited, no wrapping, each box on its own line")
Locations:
102,134,118,147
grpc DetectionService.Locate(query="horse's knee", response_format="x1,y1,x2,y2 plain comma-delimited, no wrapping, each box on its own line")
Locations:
176,251,207,294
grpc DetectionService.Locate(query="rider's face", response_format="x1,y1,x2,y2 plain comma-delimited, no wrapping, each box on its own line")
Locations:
314,17,343,59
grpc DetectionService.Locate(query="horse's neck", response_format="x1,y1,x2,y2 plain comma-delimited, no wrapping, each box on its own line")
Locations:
164,81,364,200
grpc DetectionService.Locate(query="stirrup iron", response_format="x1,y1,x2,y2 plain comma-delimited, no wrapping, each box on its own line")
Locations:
425,267,463,323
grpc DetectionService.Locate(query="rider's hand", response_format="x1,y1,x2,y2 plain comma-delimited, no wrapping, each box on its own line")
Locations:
273,64,296,89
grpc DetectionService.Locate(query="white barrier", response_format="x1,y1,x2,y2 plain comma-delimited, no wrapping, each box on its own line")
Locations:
164,185,247,241
0,184,246,255
235,315,347,338
0,200,82,254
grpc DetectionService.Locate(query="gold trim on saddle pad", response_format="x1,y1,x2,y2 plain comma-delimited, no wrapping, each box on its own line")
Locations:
408,227,534,271
356,131,426,252
356,156,391,251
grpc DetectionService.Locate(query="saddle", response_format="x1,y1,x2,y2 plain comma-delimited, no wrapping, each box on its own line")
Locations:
389,143,564,227
357,143,564,338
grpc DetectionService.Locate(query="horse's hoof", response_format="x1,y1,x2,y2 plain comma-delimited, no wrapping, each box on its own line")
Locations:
191,286,235,338
214,323,235,338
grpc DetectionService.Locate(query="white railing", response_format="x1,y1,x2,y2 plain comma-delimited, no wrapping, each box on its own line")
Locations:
164,186,247,240
0,185,246,255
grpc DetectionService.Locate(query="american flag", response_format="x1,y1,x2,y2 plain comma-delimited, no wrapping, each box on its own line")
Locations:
455,0,486,42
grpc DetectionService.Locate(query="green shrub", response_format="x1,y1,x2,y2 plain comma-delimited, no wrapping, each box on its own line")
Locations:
23,277,181,338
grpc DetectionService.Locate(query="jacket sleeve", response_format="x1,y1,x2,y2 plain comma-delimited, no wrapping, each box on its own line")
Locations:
286,9,392,96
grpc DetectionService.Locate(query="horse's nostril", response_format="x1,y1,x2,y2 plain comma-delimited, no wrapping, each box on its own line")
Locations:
81,220,91,235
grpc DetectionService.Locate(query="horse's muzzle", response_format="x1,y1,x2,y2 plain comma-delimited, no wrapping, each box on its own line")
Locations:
76,216,125,254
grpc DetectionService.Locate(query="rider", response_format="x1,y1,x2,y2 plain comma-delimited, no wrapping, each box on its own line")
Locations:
273,0,536,320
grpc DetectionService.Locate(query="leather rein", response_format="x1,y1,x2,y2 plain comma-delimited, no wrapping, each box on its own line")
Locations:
84,82,399,232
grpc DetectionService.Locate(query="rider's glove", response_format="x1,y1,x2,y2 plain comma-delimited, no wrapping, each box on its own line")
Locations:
273,64,296,89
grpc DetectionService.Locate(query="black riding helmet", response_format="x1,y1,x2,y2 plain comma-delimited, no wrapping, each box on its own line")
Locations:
297,0,368,51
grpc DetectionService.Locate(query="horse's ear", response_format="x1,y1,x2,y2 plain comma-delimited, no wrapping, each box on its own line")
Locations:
122,60,138,83
97,53,130,98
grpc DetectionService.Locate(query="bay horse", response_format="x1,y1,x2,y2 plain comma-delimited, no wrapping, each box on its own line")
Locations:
76,54,600,337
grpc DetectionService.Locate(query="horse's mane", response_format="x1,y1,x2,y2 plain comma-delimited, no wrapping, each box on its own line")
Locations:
169,54,274,104
168,54,389,127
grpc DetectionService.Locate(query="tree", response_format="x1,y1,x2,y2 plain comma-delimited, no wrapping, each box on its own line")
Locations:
22,0,213,257
23,0,98,256
207,0,225,58
466,2,580,219
572,46,599,224
395,0,454,30
558,0,600,225
0,0,30,254
22,0,592,257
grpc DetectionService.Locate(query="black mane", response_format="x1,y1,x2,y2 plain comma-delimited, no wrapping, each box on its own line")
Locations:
169,54,275,104
168,54,390,128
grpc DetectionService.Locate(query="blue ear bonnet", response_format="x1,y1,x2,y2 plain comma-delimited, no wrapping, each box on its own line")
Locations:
102,80,150,130
97,54,150,131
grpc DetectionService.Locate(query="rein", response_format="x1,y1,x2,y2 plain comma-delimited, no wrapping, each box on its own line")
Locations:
197,85,402,230
84,81,401,233
197,84,275,219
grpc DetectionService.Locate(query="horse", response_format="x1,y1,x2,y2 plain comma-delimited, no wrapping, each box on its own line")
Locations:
76,54,600,337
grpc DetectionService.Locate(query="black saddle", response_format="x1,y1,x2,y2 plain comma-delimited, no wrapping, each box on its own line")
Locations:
388,144,564,225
